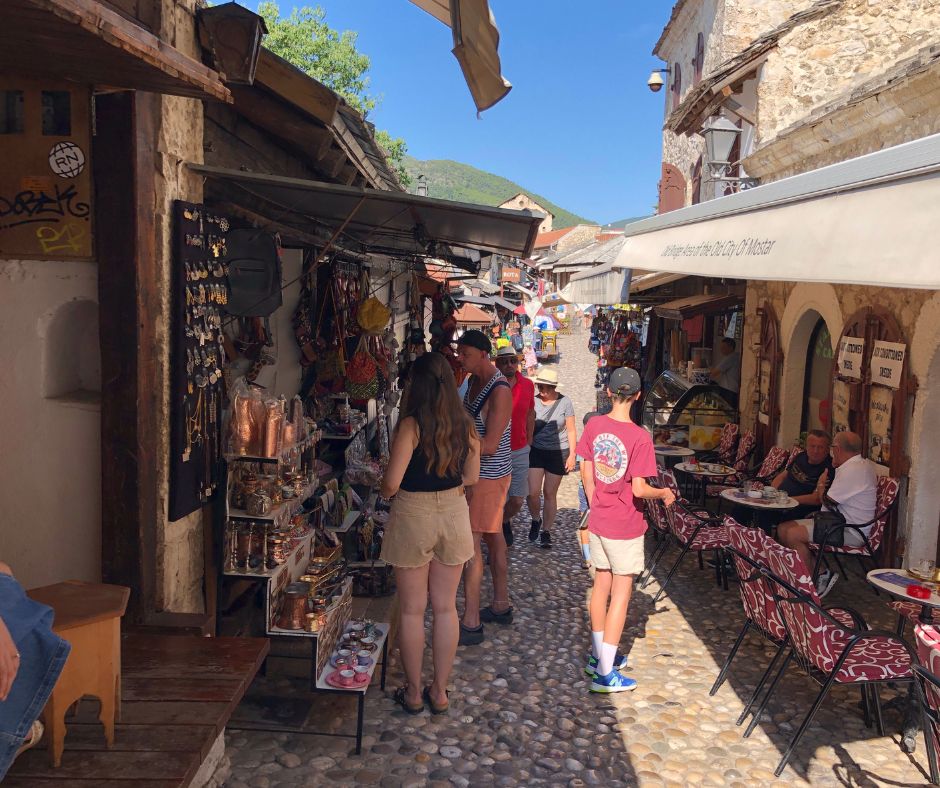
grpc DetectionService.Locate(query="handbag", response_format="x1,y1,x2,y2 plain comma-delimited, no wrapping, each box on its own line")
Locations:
346,336,379,400
533,398,563,437
811,497,846,546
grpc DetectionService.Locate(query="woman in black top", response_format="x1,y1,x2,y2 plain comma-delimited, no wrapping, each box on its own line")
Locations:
381,353,480,714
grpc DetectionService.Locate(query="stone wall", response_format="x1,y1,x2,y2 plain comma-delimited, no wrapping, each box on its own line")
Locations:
152,0,207,613
757,0,940,147
498,194,552,233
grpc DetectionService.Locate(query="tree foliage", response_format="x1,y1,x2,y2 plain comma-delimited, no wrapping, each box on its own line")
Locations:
258,2,410,187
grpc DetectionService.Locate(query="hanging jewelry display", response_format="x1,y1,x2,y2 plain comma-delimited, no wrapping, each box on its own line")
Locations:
169,200,230,520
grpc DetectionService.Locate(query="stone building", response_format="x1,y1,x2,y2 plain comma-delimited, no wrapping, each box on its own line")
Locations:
498,192,553,232
630,0,940,566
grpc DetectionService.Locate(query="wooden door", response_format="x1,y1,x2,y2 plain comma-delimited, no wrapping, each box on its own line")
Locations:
754,302,781,456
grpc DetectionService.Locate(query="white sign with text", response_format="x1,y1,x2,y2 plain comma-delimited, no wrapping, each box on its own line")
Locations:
870,340,906,389
837,336,865,379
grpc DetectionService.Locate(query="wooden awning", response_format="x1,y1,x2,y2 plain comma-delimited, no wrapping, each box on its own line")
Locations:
1,0,231,102
653,293,743,321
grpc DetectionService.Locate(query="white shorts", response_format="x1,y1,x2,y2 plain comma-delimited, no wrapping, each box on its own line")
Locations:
794,519,868,548
588,532,645,576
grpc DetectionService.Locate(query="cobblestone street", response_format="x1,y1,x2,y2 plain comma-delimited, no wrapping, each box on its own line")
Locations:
224,331,931,787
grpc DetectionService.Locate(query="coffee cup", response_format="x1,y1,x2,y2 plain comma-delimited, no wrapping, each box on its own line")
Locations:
747,489,762,499
339,669,356,686
353,664,370,677
356,650,372,667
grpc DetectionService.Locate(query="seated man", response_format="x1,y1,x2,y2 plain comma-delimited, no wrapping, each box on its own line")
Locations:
731,430,833,531
777,431,877,597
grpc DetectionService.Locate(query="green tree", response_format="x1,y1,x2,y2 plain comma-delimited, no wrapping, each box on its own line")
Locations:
257,2,411,187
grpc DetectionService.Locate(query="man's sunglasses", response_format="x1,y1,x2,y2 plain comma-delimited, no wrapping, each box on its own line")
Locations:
495,357,519,365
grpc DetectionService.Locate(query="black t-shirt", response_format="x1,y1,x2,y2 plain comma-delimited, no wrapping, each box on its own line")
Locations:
780,451,834,497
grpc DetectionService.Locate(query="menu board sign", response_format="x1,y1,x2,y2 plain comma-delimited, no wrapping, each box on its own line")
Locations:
870,340,906,389
831,379,850,434
837,336,864,379
868,385,893,466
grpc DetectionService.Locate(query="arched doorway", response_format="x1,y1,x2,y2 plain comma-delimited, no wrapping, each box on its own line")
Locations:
801,318,833,435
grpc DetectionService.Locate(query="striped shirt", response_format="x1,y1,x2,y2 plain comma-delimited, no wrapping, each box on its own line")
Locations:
464,371,512,479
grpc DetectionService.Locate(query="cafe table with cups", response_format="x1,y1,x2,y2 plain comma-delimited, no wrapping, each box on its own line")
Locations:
675,457,736,503
719,482,799,529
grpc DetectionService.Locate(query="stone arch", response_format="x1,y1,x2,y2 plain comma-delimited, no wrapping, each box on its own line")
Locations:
905,291,940,564
777,283,843,445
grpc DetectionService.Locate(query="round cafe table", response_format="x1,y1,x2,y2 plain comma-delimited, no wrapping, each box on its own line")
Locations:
719,488,799,529
675,461,736,503
654,445,695,470
866,568,940,623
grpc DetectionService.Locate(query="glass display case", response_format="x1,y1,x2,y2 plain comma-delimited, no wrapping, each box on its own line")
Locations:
642,371,737,450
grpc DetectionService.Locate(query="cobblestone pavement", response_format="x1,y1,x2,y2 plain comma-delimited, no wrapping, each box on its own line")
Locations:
224,329,931,787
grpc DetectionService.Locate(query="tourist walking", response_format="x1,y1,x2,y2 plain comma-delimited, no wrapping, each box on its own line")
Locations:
523,343,537,377
380,353,481,714
578,367,676,693
527,368,576,548
455,330,513,646
494,346,535,551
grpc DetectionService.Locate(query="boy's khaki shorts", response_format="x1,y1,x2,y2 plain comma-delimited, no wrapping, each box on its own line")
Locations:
588,532,645,576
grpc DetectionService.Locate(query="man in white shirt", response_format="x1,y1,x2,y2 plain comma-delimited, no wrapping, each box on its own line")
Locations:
777,430,877,597
709,337,741,406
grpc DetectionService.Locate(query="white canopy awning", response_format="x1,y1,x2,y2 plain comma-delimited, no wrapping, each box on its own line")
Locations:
613,132,940,289
408,0,511,112
561,261,631,306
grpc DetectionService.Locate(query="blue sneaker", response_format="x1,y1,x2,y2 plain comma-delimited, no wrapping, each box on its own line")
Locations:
590,669,637,694
584,653,628,677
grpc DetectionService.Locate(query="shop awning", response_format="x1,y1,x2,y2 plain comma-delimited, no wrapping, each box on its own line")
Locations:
613,132,940,289
408,0,511,112
189,164,541,266
560,261,632,306
454,294,517,310
653,293,743,321
2,0,230,102
454,303,494,325
629,271,687,293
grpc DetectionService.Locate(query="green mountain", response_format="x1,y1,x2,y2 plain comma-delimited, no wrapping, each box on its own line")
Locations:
403,156,594,228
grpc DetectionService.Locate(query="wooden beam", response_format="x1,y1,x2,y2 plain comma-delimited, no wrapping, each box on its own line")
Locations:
341,162,360,185
723,97,756,127
94,91,158,623
254,48,340,126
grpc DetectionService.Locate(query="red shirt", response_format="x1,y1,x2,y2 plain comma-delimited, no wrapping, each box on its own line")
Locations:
508,374,535,451
576,416,656,540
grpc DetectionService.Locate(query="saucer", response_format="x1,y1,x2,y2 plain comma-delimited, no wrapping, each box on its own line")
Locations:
325,669,369,689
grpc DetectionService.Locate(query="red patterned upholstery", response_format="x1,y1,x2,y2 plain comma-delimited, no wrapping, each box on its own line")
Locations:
727,520,787,641
755,446,789,480
734,430,756,471
786,445,802,468
667,503,728,550
913,624,940,763
716,423,739,465
764,545,913,683
812,475,900,558
891,600,940,626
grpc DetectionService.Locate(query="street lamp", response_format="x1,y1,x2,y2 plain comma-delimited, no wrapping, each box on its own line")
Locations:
701,114,760,189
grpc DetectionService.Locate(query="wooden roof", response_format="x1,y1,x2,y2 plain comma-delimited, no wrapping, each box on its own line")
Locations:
1,0,231,102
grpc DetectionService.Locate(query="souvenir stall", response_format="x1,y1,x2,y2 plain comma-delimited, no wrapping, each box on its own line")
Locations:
588,307,645,415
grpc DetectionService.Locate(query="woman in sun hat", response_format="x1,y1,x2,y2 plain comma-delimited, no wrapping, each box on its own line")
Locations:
526,368,577,549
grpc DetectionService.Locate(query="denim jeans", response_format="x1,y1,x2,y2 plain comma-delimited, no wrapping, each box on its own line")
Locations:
0,575,70,779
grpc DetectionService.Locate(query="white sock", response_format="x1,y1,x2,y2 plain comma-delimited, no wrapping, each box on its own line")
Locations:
599,642,617,676
591,631,604,659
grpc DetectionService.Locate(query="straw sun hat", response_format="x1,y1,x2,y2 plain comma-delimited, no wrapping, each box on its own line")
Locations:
533,368,560,388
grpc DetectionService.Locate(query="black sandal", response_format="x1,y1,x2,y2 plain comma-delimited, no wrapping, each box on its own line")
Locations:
392,686,424,715
422,685,449,715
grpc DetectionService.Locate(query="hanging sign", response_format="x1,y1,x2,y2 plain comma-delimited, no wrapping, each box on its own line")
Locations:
836,336,864,379
870,340,906,389
500,266,521,283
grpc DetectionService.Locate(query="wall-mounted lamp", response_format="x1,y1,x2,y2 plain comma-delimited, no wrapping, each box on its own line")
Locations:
701,114,760,189
647,67,671,93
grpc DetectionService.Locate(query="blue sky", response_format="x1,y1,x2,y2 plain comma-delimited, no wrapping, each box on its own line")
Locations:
244,1,673,224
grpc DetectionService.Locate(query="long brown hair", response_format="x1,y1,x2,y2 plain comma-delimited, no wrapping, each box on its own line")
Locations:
400,352,473,477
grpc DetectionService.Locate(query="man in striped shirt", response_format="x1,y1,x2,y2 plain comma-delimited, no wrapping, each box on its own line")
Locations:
456,331,513,647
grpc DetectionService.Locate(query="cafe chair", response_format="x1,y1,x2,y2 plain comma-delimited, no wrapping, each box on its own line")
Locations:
652,471,729,604
810,476,901,583
637,469,677,589
760,544,915,778
702,430,759,501
786,444,803,468
706,444,790,501
890,600,940,638
913,623,940,784
698,422,740,466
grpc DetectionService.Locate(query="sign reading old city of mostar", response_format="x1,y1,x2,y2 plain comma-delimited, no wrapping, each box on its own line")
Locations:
661,237,777,260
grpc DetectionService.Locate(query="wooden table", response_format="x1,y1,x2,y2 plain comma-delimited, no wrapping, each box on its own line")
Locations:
27,581,130,767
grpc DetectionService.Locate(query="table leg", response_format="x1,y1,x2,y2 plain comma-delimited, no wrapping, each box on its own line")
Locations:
921,604,934,623
310,638,318,693
355,693,365,755
380,637,388,691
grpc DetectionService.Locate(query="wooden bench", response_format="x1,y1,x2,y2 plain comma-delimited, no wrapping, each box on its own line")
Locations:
5,633,269,787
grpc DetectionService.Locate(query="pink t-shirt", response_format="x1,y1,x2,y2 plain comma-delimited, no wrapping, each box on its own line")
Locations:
576,416,656,540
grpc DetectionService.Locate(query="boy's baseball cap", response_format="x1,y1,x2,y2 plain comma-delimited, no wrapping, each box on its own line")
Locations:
608,367,641,397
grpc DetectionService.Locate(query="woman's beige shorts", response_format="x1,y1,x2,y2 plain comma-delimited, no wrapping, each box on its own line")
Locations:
380,487,474,568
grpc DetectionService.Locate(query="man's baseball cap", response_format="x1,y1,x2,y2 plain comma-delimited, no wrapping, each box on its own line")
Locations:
608,366,641,397
456,329,491,353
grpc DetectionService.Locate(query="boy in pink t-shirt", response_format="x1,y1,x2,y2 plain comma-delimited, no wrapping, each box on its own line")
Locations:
577,367,675,693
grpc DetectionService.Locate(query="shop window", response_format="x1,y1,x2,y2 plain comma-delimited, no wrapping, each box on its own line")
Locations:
800,318,833,435
41,90,71,135
0,90,24,134
43,299,101,405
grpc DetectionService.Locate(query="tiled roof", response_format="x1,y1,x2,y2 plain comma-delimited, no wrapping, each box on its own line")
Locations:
533,227,575,248
653,0,694,56
454,303,494,325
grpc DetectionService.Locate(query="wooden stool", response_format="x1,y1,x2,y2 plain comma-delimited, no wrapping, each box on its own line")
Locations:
27,580,130,766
